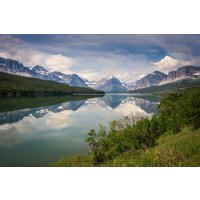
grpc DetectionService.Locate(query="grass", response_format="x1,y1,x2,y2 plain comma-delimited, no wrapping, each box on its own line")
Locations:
0,71,104,97
49,155,93,167
49,127,200,167
103,127,200,167
50,87,200,167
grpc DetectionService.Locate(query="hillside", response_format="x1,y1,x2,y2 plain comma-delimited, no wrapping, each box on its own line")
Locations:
0,57,88,88
50,128,200,167
129,78,200,95
102,127,200,167
134,65,200,89
50,87,200,167
0,72,104,97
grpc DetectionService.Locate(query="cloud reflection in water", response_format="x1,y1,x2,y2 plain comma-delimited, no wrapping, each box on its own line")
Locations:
0,95,159,148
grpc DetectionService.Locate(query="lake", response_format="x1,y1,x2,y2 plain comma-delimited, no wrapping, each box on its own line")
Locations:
0,94,160,166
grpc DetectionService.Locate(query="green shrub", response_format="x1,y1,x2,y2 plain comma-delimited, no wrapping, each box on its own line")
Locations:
85,87,200,165
158,88,200,131
86,117,161,165
50,87,200,167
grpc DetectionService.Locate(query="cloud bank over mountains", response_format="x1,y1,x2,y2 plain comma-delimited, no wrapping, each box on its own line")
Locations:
0,34,200,82
153,55,197,73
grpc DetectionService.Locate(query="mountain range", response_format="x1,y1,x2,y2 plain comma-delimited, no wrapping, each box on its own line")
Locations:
1,56,200,92
135,66,200,89
85,76,127,92
0,57,88,88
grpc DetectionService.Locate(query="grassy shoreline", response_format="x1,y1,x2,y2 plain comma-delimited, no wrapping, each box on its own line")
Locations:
50,87,200,167
50,127,200,167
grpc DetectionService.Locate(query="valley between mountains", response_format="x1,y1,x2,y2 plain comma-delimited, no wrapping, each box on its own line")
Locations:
1,57,200,94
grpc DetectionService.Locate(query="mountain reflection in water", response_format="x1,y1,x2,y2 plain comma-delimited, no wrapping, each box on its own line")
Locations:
0,94,159,166
0,95,158,125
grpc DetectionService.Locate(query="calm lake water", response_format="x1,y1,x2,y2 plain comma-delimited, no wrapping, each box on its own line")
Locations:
0,94,159,166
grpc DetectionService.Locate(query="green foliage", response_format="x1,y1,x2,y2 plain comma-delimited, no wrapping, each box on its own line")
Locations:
51,87,200,167
51,127,200,167
85,116,162,165
85,87,200,165
85,125,107,165
179,88,200,129
104,127,200,167
49,155,93,167
0,71,104,97
158,93,183,134
158,87,200,131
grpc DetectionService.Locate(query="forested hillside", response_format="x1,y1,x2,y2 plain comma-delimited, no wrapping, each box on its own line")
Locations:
0,72,104,97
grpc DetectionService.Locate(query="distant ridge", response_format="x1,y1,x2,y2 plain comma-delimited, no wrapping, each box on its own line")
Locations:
129,78,200,95
1,56,200,92
0,71,104,97
94,76,127,93
134,66,200,89
0,57,88,88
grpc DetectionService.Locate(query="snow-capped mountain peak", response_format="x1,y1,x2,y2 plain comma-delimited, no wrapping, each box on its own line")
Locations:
84,79,99,88
32,65,49,75
107,75,115,80
0,57,88,88
94,76,127,93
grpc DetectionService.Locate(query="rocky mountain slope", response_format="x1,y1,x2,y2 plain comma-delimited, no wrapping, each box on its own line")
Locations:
89,76,127,93
135,66,200,89
0,57,87,88
135,71,167,89
0,71,104,97
1,56,200,92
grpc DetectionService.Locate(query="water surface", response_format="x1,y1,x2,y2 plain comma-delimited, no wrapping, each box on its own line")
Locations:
0,94,159,166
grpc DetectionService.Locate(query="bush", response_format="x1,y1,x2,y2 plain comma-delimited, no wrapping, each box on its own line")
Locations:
85,87,200,165
86,117,161,165
158,88,200,132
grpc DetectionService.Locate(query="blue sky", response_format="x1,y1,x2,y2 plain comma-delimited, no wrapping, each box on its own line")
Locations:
0,34,200,82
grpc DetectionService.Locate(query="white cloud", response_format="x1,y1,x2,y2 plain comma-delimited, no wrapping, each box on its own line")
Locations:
0,51,10,59
0,48,46,67
6,35,199,81
152,55,196,72
45,54,73,73
73,53,153,82
114,101,148,116
0,49,74,74
0,109,74,147
0,35,157,82
0,35,74,73
44,110,72,129
138,74,146,79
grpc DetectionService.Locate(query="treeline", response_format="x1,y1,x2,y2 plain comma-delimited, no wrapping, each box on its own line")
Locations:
0,72,104,97
51,87,200,166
